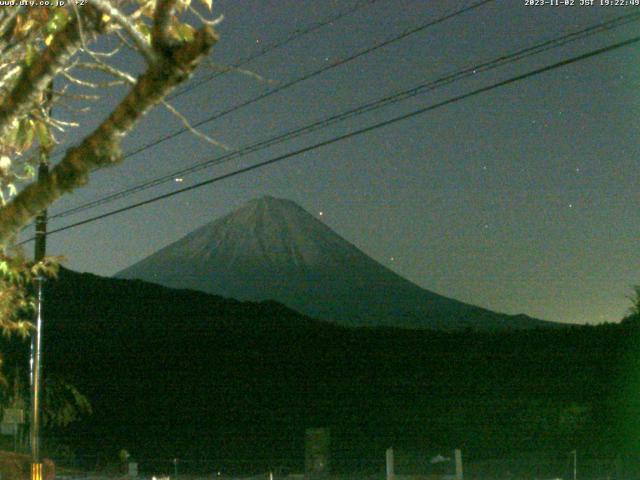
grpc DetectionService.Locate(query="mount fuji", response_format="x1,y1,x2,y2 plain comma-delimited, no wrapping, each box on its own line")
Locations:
116,196,554,330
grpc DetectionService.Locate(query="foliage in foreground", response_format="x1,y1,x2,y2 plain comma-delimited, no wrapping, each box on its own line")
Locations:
0,0,219,339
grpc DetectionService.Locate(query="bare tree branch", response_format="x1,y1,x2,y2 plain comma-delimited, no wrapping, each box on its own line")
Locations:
0,7,21,44
0,25,218,246
78,48,229,152
61,71,124,89
161,100,229,151
188,7,224,28
152,0,178,50
0,66,21,91
92,0,158,64
53,91,100,102
75,61,136,84
0,8,104,144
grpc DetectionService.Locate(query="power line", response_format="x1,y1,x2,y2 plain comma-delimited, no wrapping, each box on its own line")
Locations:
166,0,384,101
18,34,639,244
46,0,497,219
46,0,383,163
49,10,640,220
57,0,495,164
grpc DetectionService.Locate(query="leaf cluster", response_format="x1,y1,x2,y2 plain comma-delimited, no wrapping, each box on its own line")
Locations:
0,7,66,203
0,0,218,325
42,374,92,428
0,252,59,340
0,0,216,205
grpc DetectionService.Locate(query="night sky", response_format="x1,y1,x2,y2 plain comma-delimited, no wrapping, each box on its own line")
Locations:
30,0,640,325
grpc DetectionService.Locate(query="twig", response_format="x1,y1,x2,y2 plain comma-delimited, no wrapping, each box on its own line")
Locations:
0,24,218,245
188,6,224,28
52,91,100,102
80,39,124,57
61,71,124,89
0,66,21,91
74,61,136,84
45,117,80,132
204,59,277,85
161,100,229,151
92,0,158,64
0,8,103,142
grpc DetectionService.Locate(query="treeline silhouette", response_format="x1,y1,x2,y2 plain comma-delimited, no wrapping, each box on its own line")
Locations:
3,268,638,474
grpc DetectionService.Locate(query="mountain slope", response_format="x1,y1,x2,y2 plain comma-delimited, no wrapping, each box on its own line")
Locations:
18,269,640,472
116,196,553,330
20,268,629,472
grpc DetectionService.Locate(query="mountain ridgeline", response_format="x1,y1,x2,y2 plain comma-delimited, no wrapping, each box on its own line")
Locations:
24,196,636,474
16,268,639,474
116,196,553,330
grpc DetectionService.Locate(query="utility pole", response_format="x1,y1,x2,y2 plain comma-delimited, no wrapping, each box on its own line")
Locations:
30,157,47,480
30,85,52,480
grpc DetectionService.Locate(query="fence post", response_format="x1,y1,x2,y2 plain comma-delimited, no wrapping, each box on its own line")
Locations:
454,449,463,480
386,448,395,480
